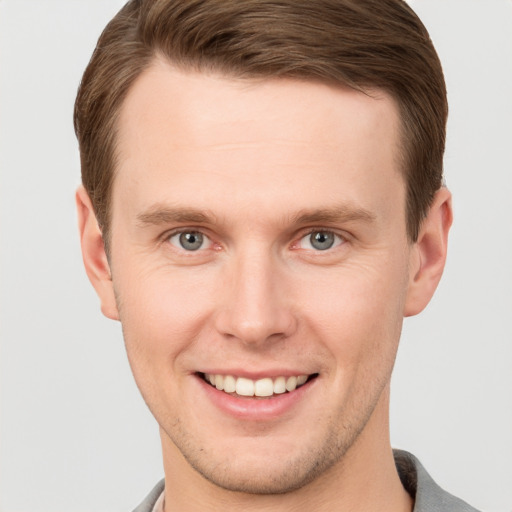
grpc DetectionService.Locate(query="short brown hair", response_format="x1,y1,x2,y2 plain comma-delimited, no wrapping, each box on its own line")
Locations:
74,0,447,248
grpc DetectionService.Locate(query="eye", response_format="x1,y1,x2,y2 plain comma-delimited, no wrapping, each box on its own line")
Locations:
168,231,212,251
298,230,344,251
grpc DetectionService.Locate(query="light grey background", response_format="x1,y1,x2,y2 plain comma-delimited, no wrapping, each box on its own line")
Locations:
1,1,511,511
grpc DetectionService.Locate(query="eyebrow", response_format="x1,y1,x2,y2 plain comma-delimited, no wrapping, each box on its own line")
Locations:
291,205,377,225
136,203,376,228
136,205,216,226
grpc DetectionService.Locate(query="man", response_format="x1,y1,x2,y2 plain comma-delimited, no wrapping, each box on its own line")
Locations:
74,1,479,511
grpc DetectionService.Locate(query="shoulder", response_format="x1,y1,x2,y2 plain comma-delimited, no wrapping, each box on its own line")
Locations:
394,450,481,512
131,479,165,512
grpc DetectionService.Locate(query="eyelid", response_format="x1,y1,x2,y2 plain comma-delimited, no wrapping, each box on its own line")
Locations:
164,228,214,252
294,228,347,251
159,226,348,253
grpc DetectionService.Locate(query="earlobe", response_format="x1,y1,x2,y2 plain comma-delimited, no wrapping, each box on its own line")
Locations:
404,187,453,317
76,186,120,321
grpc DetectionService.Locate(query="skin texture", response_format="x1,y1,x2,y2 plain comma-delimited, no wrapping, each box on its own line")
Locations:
77,59,452,512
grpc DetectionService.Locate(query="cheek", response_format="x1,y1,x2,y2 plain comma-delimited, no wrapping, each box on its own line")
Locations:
114,264,218,370
113,267,221,421
294,260,408,369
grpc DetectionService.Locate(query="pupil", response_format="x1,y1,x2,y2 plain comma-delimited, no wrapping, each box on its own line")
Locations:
180,232,203,251
311,231,334,250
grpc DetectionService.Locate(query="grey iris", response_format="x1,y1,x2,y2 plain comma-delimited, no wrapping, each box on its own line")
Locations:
179,232,203,251
310,231,335,250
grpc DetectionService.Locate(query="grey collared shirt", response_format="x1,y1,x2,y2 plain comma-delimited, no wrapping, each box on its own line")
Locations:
133,450,481,512
394,450,480,512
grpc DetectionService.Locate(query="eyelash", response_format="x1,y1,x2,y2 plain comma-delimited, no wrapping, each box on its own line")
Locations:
294,229,346,252
165,229,215,252
162,227,347,254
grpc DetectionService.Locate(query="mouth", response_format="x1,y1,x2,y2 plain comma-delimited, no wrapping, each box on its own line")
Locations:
199,372,318,398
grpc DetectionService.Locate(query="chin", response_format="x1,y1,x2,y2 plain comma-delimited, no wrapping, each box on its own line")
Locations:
188,452,334,495
165,423,355,495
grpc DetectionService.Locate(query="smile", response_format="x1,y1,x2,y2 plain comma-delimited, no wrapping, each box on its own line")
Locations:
201,373,316,397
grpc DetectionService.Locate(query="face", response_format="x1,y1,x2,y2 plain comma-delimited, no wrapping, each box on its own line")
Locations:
106,60,415,493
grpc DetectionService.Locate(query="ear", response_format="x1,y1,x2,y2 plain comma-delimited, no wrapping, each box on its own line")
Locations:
76,185,119,321
404,187,453,317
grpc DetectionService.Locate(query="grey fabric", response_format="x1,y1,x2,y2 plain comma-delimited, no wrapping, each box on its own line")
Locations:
132,479,164,512
394,450,481,512
132,450,481,511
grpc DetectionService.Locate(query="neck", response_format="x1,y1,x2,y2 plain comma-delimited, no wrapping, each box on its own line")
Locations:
160,389,413,512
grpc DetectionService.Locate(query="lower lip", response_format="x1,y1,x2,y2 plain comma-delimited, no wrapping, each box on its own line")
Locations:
195,375,316,421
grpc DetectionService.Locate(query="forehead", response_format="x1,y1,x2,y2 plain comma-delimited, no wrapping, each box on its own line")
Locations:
117,59,400,154
114,59,404,229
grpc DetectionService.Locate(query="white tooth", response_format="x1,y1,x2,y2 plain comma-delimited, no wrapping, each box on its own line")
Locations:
297,375,308,386
236,377,255,396
285,376,298,392
223,375,236,393
215,374,224,390
273,376,286,394
255,378,274,397
208,374,215,385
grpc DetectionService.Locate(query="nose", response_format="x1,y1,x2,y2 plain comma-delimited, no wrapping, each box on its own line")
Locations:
214,248,297,346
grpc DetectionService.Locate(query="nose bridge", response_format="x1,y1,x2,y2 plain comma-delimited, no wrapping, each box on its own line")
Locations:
215,243,296,345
